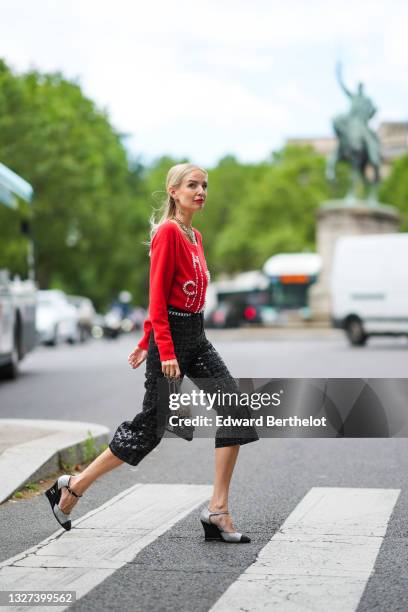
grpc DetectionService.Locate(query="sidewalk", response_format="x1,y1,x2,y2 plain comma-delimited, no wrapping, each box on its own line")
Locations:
0,419,110,504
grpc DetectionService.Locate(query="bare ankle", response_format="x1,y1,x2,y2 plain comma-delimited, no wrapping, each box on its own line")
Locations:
209,502,228,512
69,475,86,495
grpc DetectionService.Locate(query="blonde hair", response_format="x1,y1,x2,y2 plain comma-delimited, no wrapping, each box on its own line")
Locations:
143,162,207,251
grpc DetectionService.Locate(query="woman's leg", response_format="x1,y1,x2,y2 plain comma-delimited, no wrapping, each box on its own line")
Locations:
58,448,123,514
185,333,259,532
58,315,194,516
59,336,167,515
208,445,240,532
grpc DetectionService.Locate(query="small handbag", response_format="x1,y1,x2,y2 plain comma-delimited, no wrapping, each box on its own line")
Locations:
164,376,195,441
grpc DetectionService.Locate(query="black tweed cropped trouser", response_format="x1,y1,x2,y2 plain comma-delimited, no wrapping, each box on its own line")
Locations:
109,305,259,466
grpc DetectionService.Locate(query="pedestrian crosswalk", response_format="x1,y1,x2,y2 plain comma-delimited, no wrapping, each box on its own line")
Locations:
209,487,400,611
0,485,400,612
0,483,213,612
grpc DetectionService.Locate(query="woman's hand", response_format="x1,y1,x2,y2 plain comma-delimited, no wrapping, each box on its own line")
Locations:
128,346,147,369
161,358,181,379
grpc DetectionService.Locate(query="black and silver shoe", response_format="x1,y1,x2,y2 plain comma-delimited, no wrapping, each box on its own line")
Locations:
45,474,82,531
200,507,251,543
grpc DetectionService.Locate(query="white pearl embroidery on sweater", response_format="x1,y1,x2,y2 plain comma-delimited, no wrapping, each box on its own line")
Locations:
184,253,199,309
181,256,209,312
183,280,196,296
194,254,205,313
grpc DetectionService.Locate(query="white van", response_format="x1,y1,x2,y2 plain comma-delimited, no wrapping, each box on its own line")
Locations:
331,233,408,345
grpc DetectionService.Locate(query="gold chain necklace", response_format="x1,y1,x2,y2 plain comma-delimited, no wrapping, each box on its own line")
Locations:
174,217,197,245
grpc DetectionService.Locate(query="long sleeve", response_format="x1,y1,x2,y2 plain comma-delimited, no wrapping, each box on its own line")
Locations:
143,224,177,361
137,316,152,351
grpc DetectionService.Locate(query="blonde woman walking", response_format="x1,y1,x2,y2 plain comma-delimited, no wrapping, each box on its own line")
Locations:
46,163,259,543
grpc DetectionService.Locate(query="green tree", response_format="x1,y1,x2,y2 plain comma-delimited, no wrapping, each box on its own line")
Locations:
380,154,408,231
0,59,146,310
195,155,267,275
213,146,329,273
1,57,354,306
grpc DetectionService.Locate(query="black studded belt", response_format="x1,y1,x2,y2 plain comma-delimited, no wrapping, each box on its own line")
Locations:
167,305,203,317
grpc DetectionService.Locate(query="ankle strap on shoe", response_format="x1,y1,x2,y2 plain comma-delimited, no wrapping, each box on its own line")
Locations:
66,485,82,498
208,508,229,515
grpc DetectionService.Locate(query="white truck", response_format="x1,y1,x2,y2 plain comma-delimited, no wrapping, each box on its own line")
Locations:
331,233,408,345
0,162,37,378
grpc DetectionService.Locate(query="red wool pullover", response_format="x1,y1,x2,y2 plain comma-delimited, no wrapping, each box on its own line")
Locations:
137,220,210,361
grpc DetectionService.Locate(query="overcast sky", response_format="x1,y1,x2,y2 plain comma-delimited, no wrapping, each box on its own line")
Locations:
1,0,407,167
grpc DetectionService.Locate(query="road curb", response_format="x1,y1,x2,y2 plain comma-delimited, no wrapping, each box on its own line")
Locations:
0,419,110,503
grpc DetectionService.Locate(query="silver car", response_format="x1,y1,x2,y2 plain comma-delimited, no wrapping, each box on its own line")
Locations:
36,290,81,346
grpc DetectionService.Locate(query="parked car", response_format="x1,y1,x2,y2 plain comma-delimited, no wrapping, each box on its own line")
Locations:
0,271,37,379
241,304,264,325
205,302,244,328
102,306,123,338
331,233,408,345
90,314,105,339
67,295,96,342
36,290,81,346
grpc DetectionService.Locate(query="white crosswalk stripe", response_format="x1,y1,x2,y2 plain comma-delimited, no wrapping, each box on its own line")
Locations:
0,485,400,612
209,487,400,611
0,483,212,612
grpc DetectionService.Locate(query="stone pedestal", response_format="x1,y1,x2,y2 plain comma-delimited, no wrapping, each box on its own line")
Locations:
309,200,400,321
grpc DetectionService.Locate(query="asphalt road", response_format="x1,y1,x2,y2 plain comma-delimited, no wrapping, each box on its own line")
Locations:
0,330,407,611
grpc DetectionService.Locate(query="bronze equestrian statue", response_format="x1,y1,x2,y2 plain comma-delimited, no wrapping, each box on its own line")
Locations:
326,63,382,203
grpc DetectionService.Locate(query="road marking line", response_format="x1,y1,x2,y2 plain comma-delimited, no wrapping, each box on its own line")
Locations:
0,483,212,611
210,487,400,612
